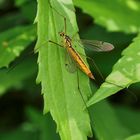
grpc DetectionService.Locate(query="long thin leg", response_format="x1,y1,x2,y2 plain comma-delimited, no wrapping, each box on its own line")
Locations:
76,51,104,81
64,17,66,34
77,51,137,100
34,40,63,54
49,40,63,47
7,41,52,73
48,0,65,19
76,68,95,138
7,46,36,73
48,0,67,34
77,69,88,109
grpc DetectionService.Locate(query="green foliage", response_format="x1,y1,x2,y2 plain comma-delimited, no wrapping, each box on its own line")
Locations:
116,106,140,134
0,56,37,95
0,107,59,140
74,0,140,33
35,0,92,140
26,107,60,140
0,0,140,140
87,33,140,106
0,25,36,68
15,0,29,6
90,101,130,140
125,134,140,140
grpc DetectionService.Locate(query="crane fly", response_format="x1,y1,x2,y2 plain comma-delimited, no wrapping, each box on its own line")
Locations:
49,31,114,79
60,32,95,79
47,1,114,79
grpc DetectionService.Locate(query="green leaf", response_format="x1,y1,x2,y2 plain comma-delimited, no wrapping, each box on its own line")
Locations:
116,106,140,134
74,0,140,33
15,0,28,6
87,33,140,106
20,1,37,22
0,129,37,140
0,107,59,140
0,56,37,95
81,24,135,75
90,101,130,140
0,13,22,32
0,25,36,68
125,134,140,140
35,0,93,140
26,107,60,140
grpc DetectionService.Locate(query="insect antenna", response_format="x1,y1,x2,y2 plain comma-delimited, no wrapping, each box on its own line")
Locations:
48,0,67,34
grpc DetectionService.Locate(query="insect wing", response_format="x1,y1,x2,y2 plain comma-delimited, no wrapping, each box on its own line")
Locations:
65,49,77,73
75,39,114,52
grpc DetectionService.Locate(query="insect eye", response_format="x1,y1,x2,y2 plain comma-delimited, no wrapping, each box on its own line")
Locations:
59,32,65,37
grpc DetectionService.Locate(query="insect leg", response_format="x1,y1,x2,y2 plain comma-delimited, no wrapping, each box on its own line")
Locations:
77,51,137,100
76,67,94,138
48,0,67,34
48,40,63,47
34,40,63,54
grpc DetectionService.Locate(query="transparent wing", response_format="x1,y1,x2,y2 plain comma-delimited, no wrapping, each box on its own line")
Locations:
74,39,114,52
65,49,77,73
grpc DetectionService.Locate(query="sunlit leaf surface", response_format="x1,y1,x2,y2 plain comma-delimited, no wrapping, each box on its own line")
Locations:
87,33,140,106
125,134,140,140
35,0,93,140
74,0,140,33
0,25,36,68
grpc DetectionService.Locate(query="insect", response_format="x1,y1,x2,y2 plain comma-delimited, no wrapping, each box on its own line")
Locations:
47,1,114,81
47,2,116,134
47,5,135,100
48,24,114,80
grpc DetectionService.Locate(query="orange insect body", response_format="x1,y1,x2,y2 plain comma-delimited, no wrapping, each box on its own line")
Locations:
67,46,94,79
60,32,94,79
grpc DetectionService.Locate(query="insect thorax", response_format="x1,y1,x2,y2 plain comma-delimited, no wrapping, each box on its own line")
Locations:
64,35,72,48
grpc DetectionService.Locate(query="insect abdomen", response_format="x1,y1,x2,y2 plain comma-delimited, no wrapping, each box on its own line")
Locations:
67,47,94,79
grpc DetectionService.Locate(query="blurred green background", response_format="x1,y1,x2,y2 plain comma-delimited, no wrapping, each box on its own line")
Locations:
0,0,140,140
